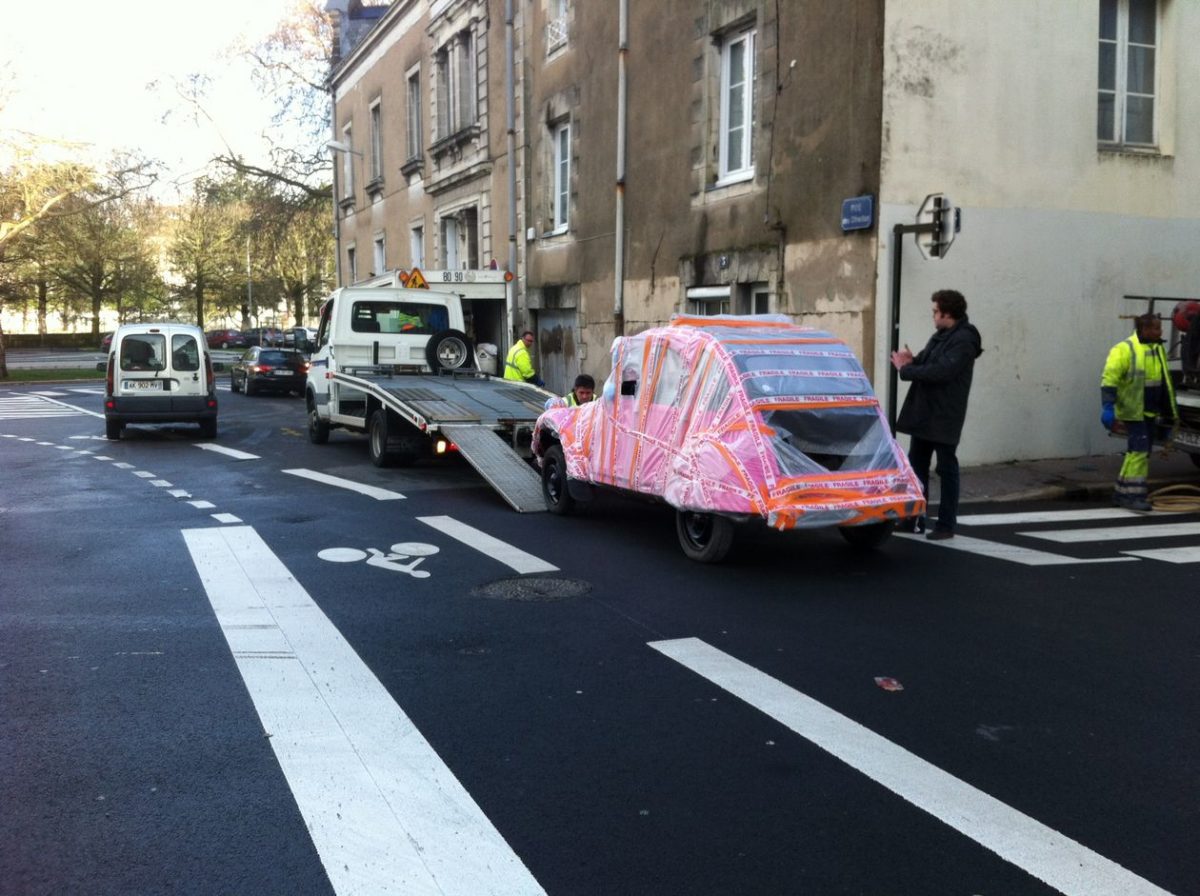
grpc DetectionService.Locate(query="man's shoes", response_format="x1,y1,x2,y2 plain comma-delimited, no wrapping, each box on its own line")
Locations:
925,528,954,541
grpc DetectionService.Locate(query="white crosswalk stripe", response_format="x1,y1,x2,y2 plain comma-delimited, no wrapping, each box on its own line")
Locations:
921,507,1200,565
0,394,89,419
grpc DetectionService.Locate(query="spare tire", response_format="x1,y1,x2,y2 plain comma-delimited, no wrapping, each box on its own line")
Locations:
426,329,475,372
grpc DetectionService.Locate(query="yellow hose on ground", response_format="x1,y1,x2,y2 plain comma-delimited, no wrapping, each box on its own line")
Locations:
1148,484,1200,513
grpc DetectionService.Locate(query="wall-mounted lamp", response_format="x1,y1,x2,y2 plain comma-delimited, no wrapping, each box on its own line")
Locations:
326,140,364,156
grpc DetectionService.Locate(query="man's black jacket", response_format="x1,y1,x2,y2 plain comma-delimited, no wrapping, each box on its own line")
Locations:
896,316,983,446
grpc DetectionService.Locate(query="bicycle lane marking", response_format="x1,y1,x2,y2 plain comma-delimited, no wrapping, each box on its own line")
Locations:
182,525,545,896
648,637,1175,896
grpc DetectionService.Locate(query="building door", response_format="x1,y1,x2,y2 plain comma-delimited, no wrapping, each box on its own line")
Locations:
535,308,579,397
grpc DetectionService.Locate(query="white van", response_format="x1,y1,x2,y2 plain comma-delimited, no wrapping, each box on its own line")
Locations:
104,323,218,440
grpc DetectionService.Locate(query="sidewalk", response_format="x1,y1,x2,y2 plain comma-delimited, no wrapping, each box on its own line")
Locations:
957,448,1200,504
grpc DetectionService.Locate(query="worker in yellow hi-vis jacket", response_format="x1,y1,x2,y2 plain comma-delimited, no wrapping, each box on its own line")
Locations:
504,330,543,386
1101,312,1178,511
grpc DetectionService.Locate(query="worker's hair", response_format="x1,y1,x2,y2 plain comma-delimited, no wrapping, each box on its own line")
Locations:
1135,312,1162,336
573,374,595,390
521,329,534,339
932,289,967,320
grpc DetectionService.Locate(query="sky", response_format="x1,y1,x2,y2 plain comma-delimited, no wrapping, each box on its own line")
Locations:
1,0,301,198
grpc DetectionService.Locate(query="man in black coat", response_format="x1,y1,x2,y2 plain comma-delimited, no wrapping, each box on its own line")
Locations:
890,289,983,540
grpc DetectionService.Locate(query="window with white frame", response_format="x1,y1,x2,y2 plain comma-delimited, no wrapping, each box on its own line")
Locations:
406,68,422,161
717,26,756,183
369,100,383,183
687,286,731,316
547,0,569,54
373,235,386,275
440,208,478,270
340,124,354,199
1098,0,1159,147
410,224,425,268
346,245,358,283
435,30,475,138
552,120,571,232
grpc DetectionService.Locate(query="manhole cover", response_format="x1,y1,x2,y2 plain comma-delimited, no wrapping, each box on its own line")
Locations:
472,576,591,602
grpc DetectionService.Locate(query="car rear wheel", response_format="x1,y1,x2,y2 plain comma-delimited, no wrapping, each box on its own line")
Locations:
838,521,895,549
675,510,735,563
199,418,217,439
105,418,124,440
541,444,576,514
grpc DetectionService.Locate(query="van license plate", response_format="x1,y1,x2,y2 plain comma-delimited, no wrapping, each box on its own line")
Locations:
124,379,162,391
1173,428,1200,449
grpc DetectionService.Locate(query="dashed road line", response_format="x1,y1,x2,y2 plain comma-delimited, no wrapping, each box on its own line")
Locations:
417,515,558,573
283,468,406,500
649,637,1174,896
197,443,260,460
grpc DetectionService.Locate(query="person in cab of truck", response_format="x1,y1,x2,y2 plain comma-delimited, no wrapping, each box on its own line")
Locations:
890,289,983,541
1101,312,1178,512
504,330,544,386
565,374,595,406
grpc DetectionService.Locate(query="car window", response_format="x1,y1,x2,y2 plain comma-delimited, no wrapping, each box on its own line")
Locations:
350,301,446,335
120,335,165,372
171,334,200,371
259,350,293,364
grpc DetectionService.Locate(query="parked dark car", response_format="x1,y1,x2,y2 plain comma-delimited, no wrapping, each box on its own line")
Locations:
230,347,310,396
243,327,285,347
206,328,249,350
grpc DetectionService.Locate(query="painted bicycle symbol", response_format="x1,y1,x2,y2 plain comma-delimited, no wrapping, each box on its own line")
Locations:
317,542,440,578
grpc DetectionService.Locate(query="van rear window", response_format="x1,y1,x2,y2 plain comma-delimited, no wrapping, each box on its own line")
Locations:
171,335,200,371
120,335,164,371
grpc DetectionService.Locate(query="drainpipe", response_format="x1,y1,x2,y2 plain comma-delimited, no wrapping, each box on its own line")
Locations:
505,0,518,340
614,0,628,332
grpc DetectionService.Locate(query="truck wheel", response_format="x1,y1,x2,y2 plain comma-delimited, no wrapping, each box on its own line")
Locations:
199,418,218,439
369,409,398,467
1191,452,1200,470
105,418,124,440
307,400,330,445
675,510,735,563
838,521,894,549
541,444,576,514
426,329,474,372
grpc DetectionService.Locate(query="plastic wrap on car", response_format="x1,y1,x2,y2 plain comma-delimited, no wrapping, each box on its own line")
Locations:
540,314,925,528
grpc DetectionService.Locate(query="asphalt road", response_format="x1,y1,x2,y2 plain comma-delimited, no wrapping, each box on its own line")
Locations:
1,380,1196,896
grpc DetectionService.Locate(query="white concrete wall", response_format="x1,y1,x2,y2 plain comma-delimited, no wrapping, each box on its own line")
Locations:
877,1,1200,464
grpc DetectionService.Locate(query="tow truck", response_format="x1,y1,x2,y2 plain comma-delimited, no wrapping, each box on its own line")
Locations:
305,268,554,510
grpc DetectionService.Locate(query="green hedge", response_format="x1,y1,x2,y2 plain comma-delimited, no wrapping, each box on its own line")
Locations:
3,333,106,349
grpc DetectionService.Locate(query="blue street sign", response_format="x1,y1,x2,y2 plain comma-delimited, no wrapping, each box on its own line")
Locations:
841,195,874,232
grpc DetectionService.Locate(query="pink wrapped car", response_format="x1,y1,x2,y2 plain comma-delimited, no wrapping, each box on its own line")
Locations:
532,314,925,562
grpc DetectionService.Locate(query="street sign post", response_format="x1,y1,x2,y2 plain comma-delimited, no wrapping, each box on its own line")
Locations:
887,193,963,429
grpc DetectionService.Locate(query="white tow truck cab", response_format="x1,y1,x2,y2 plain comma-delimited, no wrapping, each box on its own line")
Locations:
305,268,552,511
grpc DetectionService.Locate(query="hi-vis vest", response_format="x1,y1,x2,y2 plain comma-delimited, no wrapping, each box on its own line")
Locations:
1102,335,1177,422
504,341,534,382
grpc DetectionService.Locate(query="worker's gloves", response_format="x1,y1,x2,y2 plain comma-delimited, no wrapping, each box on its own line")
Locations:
533,377,546,388
1100,402,1116,431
